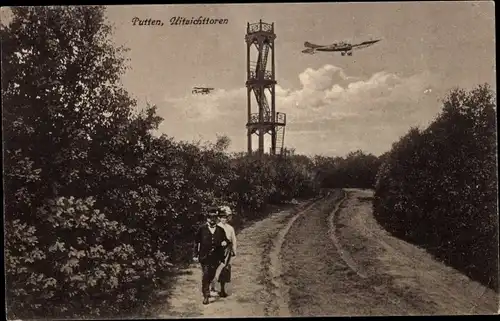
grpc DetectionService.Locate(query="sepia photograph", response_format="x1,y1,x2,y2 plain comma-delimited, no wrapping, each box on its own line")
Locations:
2,2,498,319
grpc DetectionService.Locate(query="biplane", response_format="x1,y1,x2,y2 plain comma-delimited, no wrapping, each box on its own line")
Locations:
192,87,215,94
301,39,381,56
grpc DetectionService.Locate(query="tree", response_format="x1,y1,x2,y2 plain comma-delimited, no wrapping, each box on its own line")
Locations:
373,84,498,291
2,6,168,318
1,6,331,318
315,151,382,189
214,134,231,152
2,6,135,211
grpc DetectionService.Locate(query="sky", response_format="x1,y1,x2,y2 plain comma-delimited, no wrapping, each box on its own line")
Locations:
3,3,496,157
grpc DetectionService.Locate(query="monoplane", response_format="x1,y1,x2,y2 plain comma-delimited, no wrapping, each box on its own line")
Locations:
192,87,215,95
301,39,381,56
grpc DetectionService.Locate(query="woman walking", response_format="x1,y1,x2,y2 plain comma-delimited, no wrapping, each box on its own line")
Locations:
210,205,237,298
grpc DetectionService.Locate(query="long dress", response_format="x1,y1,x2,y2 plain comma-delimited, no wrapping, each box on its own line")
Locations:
218,246,232,282
216,222,237,283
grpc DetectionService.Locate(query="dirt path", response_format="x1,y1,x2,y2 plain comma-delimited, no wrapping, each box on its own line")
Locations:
150,189,498,317
337,188,498,315
281,188,498,316
150,197,322,318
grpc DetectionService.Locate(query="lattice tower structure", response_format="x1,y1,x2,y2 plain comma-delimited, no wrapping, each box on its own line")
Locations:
245,20,286,156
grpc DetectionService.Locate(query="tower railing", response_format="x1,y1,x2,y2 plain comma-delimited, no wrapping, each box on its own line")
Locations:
248,70,273,80
247,112,286,125
247,20,274,34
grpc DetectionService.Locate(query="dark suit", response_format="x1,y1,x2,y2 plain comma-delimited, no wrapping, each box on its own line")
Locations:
194,224,229,297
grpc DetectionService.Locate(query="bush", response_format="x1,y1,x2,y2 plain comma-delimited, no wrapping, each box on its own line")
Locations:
313,151,383,189
2,7,323,318
5,196,154,317
373,84,498,291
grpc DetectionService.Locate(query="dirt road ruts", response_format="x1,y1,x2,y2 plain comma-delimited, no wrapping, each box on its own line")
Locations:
150,189,497,317
150,196,325,318
281,188,498,316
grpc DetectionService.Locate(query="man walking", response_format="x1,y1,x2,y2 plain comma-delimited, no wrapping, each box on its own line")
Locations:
210,205,237,298
193,206,229,305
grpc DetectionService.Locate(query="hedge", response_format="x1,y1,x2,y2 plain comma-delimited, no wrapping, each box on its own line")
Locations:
373,84,498,292
2,6,322,318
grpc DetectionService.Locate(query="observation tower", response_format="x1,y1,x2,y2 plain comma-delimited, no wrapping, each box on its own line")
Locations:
245,20,286,156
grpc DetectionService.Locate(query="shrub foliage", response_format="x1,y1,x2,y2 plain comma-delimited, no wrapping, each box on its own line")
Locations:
373,84,498,291
315,151,383,189
4,6,497,319
2,6,323,318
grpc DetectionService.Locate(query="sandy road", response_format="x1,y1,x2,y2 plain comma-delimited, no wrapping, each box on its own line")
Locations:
150,196,325,318
151,189,498,318
281,188,498,316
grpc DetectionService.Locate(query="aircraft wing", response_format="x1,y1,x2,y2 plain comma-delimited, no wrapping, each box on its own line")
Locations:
352,40,381,50
302,48,316,54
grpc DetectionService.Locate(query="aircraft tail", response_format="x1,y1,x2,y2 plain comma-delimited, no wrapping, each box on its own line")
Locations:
302,48,316,54
304,41,320,48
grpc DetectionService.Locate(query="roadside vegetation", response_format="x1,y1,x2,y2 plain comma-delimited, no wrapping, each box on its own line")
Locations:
315,151,383,189
373,84,498,292
1,6,378,319
4,6,496,320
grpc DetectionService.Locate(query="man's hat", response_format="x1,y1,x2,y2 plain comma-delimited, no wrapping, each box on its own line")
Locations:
206,206,220,216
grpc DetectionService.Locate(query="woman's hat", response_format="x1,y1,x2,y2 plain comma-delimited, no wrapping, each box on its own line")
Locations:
219,205,233,216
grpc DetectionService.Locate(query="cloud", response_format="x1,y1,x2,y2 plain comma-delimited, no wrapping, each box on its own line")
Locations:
156,64,442,156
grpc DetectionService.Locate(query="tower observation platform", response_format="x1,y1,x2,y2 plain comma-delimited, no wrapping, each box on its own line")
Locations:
245,20,286,156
